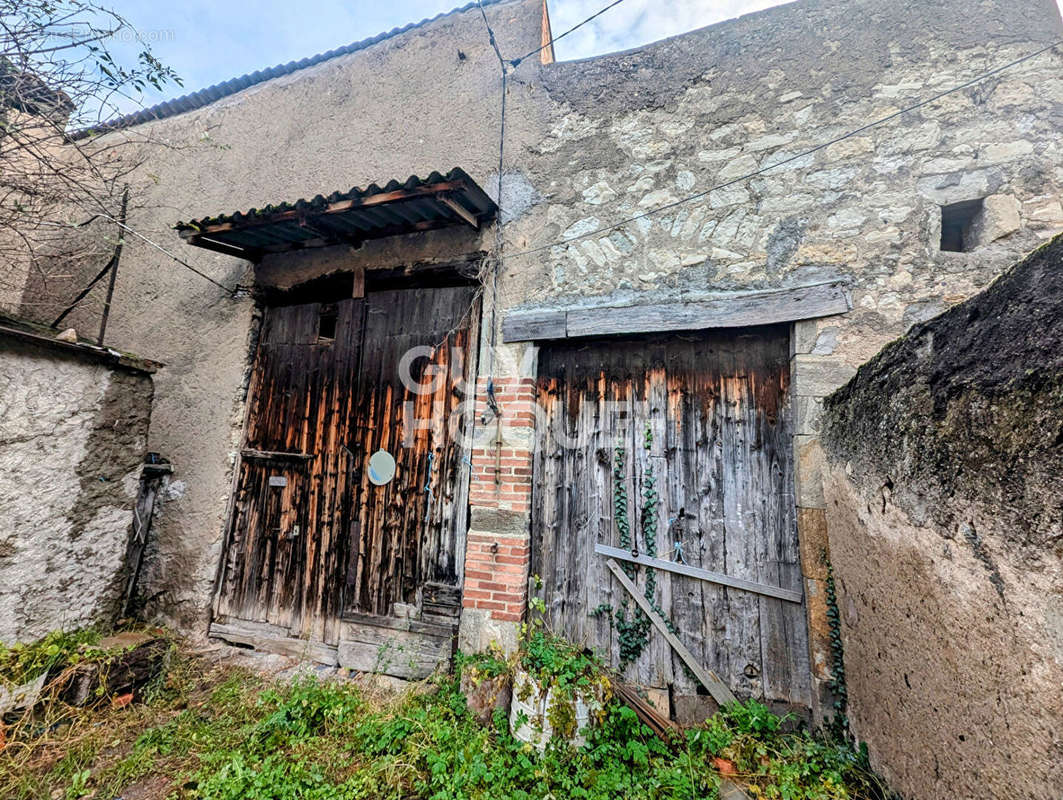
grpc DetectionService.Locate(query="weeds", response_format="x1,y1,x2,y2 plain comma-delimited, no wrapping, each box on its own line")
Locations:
0,630,103,686
1,632,892,800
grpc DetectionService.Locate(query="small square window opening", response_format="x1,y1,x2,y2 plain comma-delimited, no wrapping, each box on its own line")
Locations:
940,198,984,252
318,304,338,343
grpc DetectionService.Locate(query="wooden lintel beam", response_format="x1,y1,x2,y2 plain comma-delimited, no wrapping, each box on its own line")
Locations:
605,558,738,706
502,282,851,343
437,194,479,228
596,544,803,603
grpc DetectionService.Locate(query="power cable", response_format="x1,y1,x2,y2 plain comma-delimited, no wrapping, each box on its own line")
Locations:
37,213,243,300
503,38,1063,260
477,0,510,417
100,214,241,294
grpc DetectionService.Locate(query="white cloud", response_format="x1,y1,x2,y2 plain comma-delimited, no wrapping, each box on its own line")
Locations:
548,0,791,61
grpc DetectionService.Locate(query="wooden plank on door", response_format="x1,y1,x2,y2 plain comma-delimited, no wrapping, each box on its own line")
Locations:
606,559,737,706
594,545,803,603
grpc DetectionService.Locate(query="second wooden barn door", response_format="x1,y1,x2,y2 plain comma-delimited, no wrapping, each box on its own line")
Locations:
214,283,478,645
530,326,811,711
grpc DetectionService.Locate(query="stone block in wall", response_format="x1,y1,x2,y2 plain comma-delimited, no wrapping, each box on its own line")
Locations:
794,395,824,436
468,507,531,538
1024,195,1063,228
797,507,829,580
458,608,520,655
791,355,857,399
916,168,1001,206
804,577,833,683
790,320,818,356
970,194,1021,247
794,434,825,508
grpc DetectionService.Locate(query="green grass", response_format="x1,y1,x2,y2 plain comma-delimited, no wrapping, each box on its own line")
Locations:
0,634,892,800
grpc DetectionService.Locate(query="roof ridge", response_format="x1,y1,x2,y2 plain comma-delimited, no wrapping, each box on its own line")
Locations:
72,0,507,140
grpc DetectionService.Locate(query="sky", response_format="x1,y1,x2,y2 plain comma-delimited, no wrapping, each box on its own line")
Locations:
101,0,790,115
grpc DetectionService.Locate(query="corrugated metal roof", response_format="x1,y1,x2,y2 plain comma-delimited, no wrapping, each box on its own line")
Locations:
71,0,506,140
175,167,496,260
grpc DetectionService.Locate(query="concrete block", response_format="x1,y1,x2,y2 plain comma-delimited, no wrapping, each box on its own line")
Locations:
792,355,857,398
458,608,519,655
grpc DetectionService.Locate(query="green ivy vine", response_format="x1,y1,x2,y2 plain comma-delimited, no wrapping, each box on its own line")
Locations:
610,443,651,666
598,424,687,670
825,559,850,739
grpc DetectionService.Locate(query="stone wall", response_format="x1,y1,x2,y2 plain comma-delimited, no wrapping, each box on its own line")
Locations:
820,236,1063,800
493,0,1063,716
0,329,153,644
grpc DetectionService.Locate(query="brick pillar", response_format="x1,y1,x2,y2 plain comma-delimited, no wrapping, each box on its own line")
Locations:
458,376,536,653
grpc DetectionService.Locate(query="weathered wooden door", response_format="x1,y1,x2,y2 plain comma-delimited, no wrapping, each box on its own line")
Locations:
214,283,478,644
530,326,810,711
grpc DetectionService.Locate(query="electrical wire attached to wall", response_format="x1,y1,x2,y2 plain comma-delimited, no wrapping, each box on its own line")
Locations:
477,0,509,427
476,0,635,403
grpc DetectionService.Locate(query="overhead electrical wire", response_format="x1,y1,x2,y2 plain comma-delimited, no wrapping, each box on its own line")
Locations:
502,38,1063,260
87,213,240,294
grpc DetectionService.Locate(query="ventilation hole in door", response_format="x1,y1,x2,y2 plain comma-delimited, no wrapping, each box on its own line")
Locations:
318,304,338,343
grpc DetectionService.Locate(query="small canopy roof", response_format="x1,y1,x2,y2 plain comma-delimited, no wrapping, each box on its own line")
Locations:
175,168,496,261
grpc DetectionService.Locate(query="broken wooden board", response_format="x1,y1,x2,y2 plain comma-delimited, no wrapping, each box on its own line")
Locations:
606,558,738,707
614,682,680,744
60,634,170,706
595,544,803,603
209,619,339,666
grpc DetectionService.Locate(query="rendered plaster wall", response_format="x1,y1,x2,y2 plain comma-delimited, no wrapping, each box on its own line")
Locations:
0,338,152,644
494,0,1063,715
820,236,1063,800
15,0,548,635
